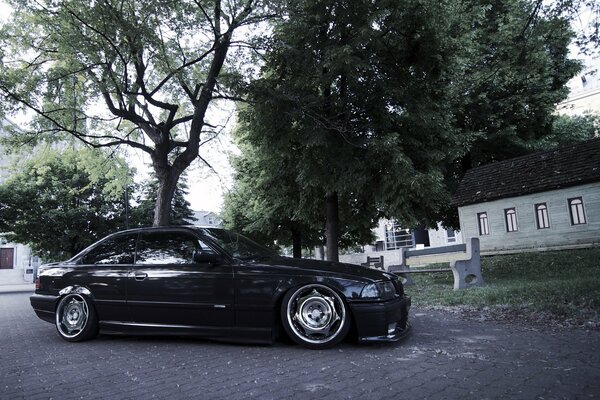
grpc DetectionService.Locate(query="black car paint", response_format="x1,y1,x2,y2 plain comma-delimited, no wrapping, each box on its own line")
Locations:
30,226,410,345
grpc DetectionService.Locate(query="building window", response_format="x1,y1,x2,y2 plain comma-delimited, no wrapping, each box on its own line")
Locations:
535,203,550,229
385,222,413,250
505,208,518,232
477,212,489,236
0,248,15,269
446,229,457,243
568,197,587,225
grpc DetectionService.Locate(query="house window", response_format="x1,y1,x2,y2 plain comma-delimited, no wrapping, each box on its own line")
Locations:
535,203,550,229
477,212,489,236
568,197,587,225
446,229,457,243
0,248,15,269
384,222,413,250
505,208,518,232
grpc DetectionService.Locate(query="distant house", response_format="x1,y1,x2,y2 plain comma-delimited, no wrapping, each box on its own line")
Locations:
338,219,463,267
364,219,462,252
453,138,600,254
189,210,222,227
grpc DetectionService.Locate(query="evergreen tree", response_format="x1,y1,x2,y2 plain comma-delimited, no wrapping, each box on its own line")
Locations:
131,174,196,227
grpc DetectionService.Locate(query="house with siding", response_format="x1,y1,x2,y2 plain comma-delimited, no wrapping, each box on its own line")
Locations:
453,138,600,254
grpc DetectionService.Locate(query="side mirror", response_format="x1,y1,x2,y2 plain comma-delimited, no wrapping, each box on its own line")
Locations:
193,251,220,265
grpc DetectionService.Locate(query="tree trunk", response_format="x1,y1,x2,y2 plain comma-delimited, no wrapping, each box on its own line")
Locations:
152,167,180,227
291,226,302,259
325,191,339,262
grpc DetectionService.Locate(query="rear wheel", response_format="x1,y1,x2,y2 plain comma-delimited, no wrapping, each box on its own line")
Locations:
281,284,350,349
55,294,98,342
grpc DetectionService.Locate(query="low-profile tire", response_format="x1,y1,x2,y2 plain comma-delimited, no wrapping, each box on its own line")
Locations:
55,294,98,342
281,284,350,350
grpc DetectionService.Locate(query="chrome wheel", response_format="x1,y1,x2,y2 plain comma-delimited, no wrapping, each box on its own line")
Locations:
284,284,349,348
55,294,96,341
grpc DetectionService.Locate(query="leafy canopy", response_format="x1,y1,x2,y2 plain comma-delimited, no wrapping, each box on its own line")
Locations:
0,146,132,260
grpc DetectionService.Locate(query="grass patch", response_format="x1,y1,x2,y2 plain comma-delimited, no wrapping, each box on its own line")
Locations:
407,247,600,328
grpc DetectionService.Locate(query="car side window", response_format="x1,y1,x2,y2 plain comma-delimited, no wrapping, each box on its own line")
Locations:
80,234,137,265
136,232,210,265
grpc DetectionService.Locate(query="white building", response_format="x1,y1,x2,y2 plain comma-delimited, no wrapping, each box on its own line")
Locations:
339,219,463,268
557,55,600,116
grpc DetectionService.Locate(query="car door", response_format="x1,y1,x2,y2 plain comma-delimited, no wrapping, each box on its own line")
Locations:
126,230,234,327
75,233,137,322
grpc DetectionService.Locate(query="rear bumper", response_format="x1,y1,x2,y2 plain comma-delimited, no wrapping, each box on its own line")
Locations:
350,295,411,343
30,294,58,324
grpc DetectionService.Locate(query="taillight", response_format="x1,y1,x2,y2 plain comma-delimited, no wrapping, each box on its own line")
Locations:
35,278,40,290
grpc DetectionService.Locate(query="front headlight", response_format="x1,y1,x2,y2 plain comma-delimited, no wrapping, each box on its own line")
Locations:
360,281,397,300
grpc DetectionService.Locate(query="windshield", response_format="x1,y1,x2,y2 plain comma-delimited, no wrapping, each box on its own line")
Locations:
201,228,277,261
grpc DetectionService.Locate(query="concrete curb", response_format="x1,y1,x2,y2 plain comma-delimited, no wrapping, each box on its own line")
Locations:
0,284,35,294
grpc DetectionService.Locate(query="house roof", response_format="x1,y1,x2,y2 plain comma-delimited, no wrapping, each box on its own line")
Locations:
452,137,600,207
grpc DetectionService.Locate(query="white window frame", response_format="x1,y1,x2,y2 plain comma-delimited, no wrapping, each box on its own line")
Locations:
505,208,518,232
477,212,490,236
535,203,550,229
568,197,587,225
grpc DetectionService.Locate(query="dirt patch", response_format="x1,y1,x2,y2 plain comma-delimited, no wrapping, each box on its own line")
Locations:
419,305,600,331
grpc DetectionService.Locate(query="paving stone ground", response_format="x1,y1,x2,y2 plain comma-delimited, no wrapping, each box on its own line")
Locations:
1,291,599,399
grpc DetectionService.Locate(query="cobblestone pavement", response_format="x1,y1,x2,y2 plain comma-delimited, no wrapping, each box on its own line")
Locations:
1,292,599,399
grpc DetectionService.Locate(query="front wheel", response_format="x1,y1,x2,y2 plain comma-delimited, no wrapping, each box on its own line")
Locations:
55,294,98,342
281,284,350,349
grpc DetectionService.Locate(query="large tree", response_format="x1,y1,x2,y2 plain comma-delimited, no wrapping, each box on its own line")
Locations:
222,128,378,257
0,146,132,260
230,0,474,261
0,0,271,226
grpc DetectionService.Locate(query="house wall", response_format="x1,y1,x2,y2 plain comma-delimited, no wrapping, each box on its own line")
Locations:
0,243,36,284
428,222,464,248
458,182,600,254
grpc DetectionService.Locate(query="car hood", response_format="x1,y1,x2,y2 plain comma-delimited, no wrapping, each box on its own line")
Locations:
248,256,395,282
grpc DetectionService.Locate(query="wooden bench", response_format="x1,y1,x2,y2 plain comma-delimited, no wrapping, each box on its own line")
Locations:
388,238,484,290
361,256,385,270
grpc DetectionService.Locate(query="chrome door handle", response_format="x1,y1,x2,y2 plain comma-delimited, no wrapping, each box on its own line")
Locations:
134,272,147,281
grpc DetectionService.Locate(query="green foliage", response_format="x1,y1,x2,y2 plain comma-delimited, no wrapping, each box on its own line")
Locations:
538,114,600,149
408,248,600,325
453,0,581,170
130,175,196,227
0,146,132,260
226,0,471,246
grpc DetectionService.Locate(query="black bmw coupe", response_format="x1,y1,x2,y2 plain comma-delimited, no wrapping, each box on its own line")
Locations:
30,226,411,349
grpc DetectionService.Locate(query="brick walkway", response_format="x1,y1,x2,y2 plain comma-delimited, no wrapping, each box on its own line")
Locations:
1,292,599,399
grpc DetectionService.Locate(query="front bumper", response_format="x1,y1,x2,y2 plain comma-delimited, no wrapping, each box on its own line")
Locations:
30,293,59,324
350,295,411,343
